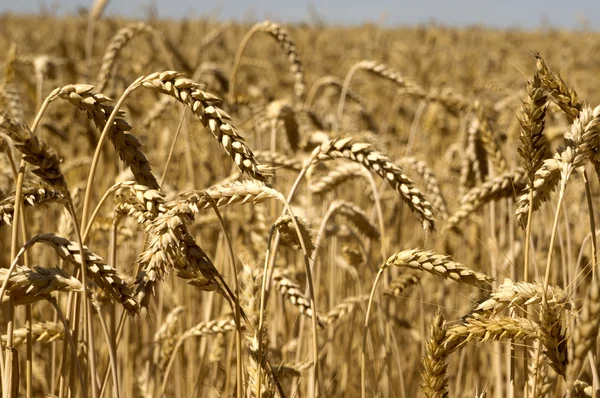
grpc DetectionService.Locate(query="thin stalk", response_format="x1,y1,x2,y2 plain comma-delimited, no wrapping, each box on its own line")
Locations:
205,200,243,398
24,53,45,398
262,155,313,300
50,298,87,398
3,140,32,392
303,75,329,111
533,182,566,397
51,308,58,393
82,182,129,242
229,23,262,103
182,120,195,188
160,104,187,185
25,305,32,398
292,201,340,371
1,303,14,398
259,211,321,396
542,183,566,299
58,280,79,398
4,157,25,397
582,170,597,280
405,100,427,156
489,199,503,398
68,199,98,398
224,330,236,396
258,227,276,394
522,185,535,398
91,301,120,398
98,311,128,398
98,220,119,398
337,62,362,122
362,269,384,398
259,158,320,395
81,80,142,229
588,351,599,398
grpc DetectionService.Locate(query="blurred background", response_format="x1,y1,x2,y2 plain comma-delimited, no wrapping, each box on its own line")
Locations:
1,0,599,29
1,1,600,397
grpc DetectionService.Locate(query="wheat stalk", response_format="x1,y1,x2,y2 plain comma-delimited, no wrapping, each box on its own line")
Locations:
182,317,236,338
338,59,425,121
568,280,600,386
473,102,508,174
518,72,549,181
0,43,24,122
176,180,284,212
153,306,184,372
272,270,326,328
515,157,561,228
326,200,380,240
534,53,581,122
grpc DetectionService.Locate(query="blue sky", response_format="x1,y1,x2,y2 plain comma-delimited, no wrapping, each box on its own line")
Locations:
1,0,598,29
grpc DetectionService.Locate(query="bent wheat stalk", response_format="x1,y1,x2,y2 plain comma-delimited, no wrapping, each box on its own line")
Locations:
230,21,305,101
337,60,425,122
96,22,173,92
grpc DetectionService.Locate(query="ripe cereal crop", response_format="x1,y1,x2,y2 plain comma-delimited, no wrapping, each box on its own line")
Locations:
1,6,600,398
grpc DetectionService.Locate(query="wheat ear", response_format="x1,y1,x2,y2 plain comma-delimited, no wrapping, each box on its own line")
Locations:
445,169,527,230
312,137,436,232
96,23,158,92
12,233,137,313
0,265,83,305
50,84,160,189
444,315,539,354
383,249,493,289
398,156,449,219
0,184,67,228
138,71,270,181
0,113,67,191
421,312,449,398
1,321,63,346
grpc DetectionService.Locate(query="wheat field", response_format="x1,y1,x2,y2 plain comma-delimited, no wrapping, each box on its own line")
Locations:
0,5,599,398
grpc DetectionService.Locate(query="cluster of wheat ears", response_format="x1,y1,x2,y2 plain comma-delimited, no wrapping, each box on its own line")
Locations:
1,3,600,398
